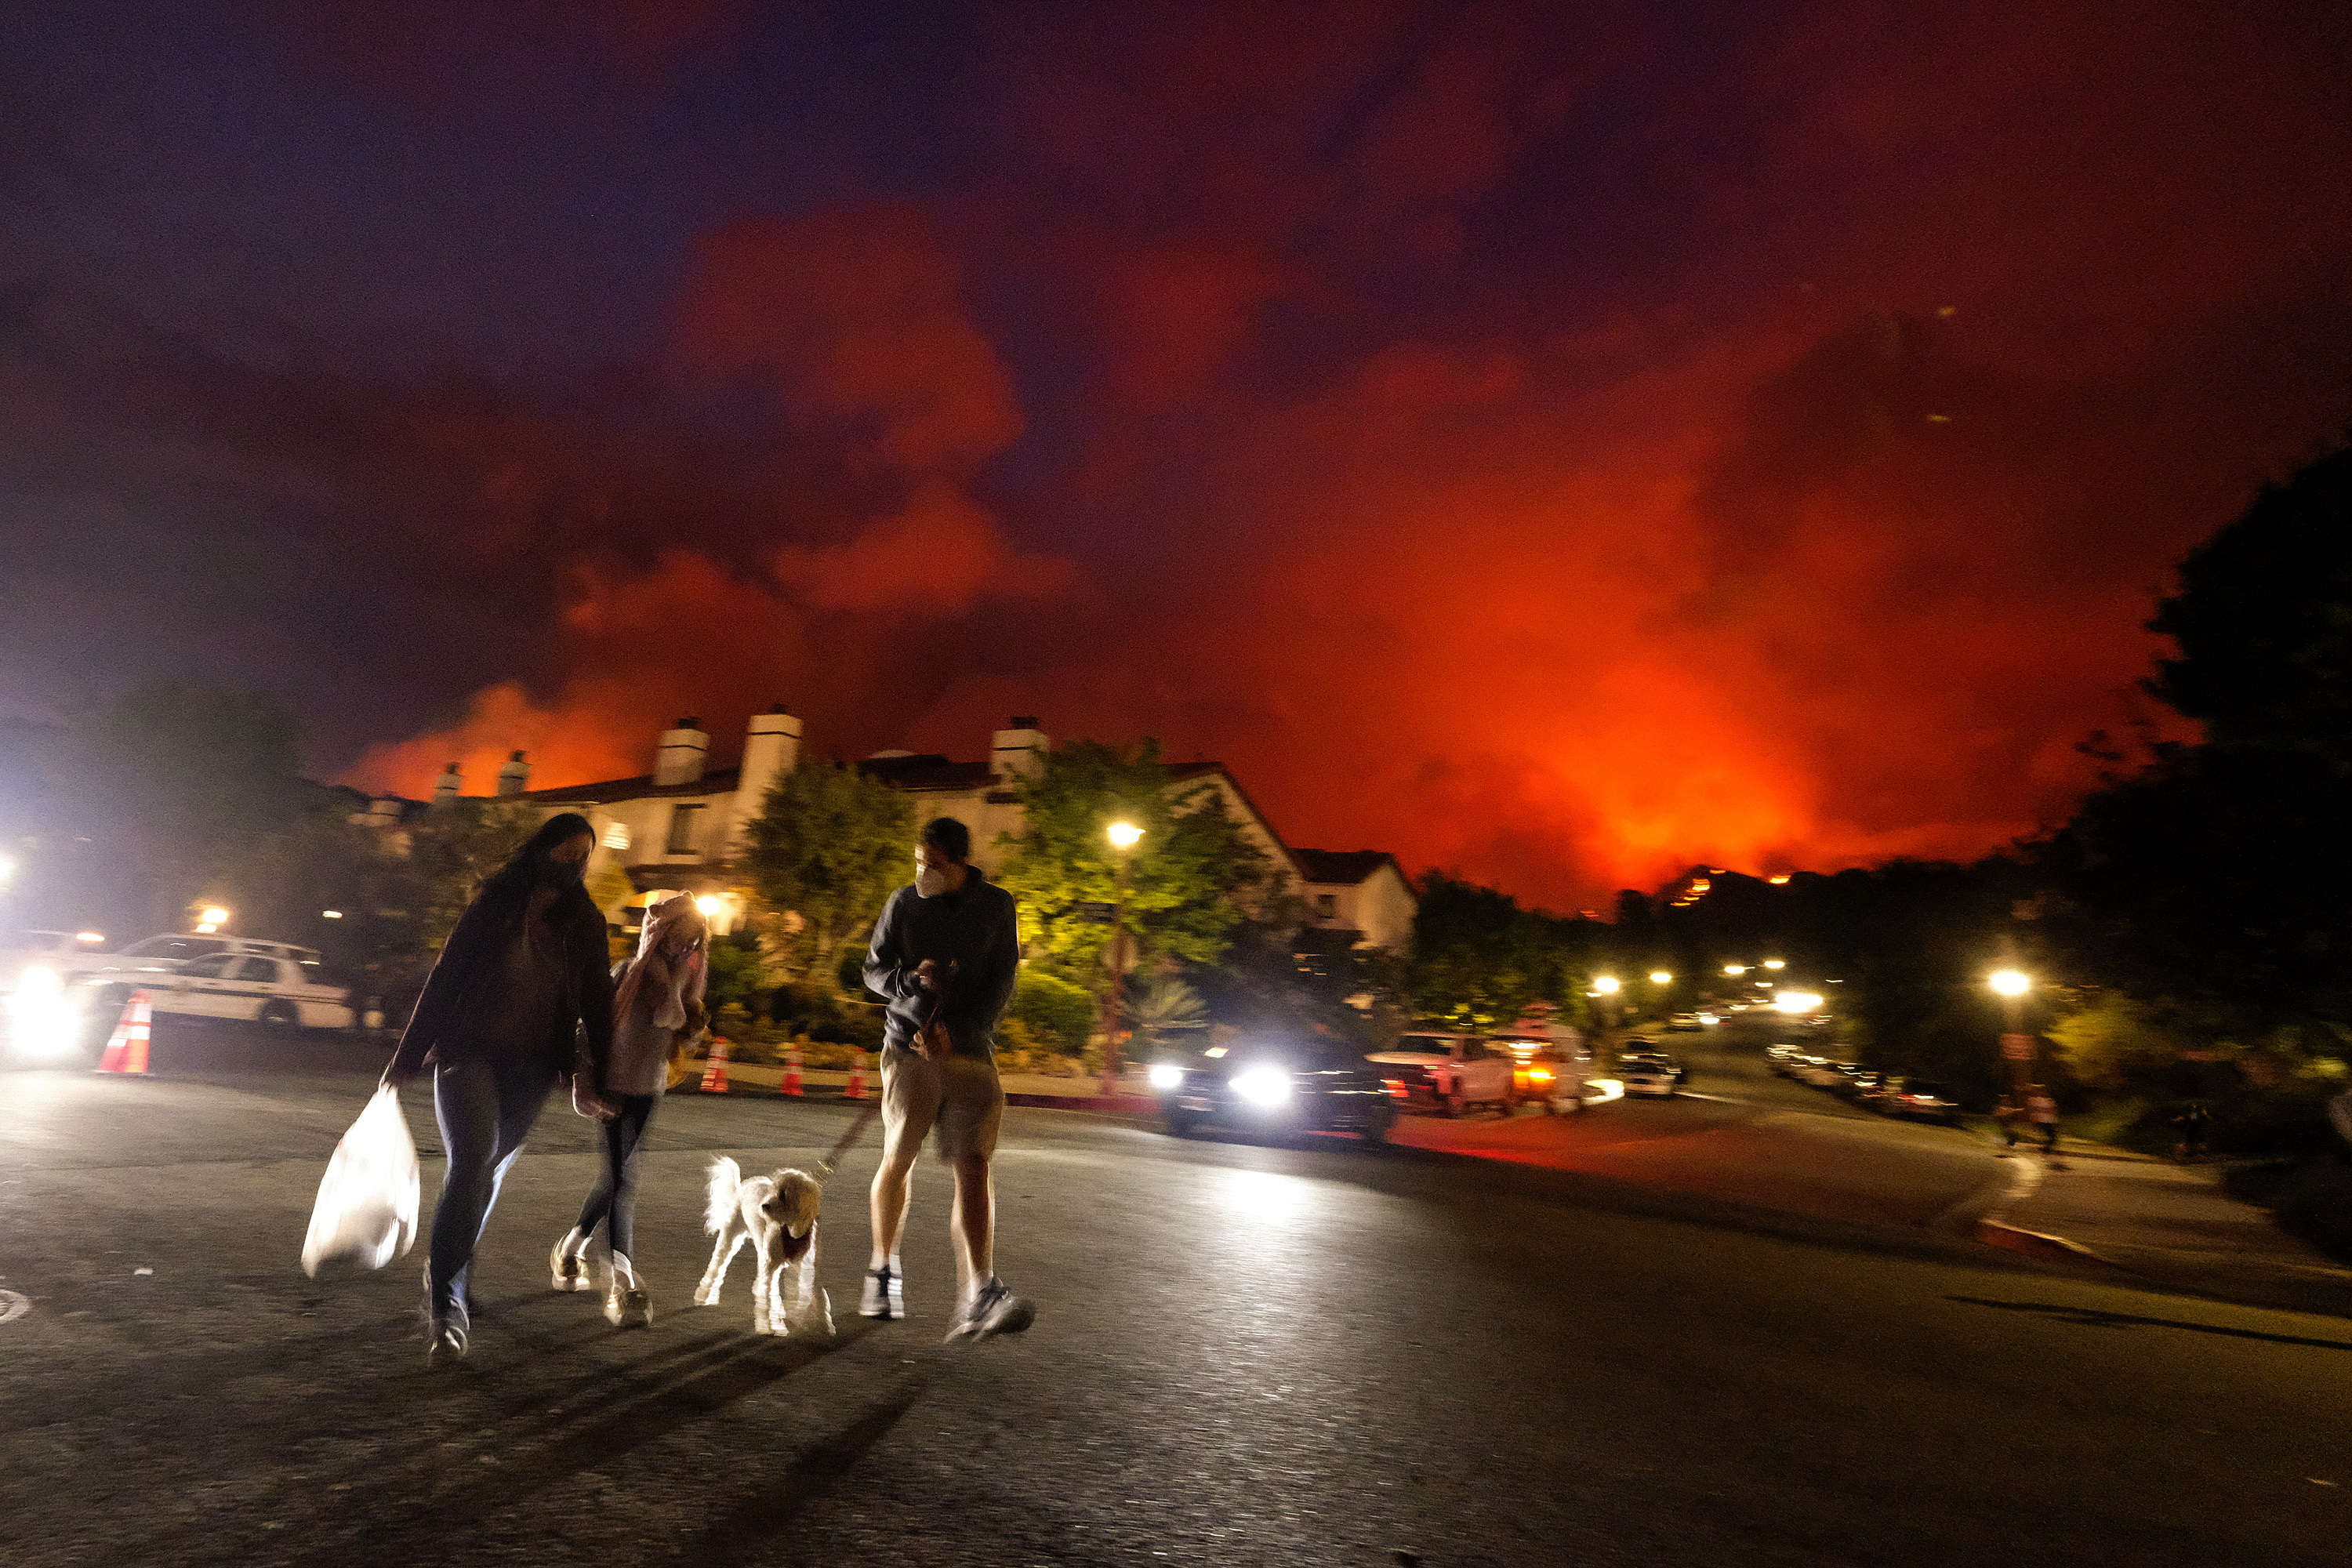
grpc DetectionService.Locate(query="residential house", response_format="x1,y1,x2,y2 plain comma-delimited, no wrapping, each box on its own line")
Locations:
1292,848,1417,953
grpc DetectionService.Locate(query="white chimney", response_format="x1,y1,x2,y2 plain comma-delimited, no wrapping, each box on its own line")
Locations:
496,750,531,796
432,763,463,806
993,717,1049,782
654,717,708,786
733,705,800,841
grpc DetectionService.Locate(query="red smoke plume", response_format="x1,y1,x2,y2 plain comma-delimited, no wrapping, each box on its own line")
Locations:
338,0,2352,907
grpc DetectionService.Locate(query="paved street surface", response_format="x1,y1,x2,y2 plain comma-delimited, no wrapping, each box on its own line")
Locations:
5,1022,2351,1567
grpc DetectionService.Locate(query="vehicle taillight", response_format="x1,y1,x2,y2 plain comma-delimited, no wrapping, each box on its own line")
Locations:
1531,1069,1553,1082
1382,1077,1408,1101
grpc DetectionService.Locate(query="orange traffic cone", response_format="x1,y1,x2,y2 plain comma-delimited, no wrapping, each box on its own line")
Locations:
699,1036,731,1094
781,1040,803,1097
844,1047,868,1101
97,990,154,1075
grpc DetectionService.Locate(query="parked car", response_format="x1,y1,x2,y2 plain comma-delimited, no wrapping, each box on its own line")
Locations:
1617,1057,1679,1098
71,933,325,984
1152,1036,1399,1143
1793,1056,1848,1088
1622,1048,1690,1085
1492,1037,1591,1113
1366,1032,1519,1116
1876,1077,1963,1125
1835,1069,1887,1102
72,942,354,1033
1765,1043,1805,1076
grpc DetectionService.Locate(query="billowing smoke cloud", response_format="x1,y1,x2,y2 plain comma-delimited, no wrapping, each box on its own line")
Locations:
9,0,2348,908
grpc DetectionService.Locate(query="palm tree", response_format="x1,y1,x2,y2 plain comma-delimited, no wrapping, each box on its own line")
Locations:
1123,975,1209,1053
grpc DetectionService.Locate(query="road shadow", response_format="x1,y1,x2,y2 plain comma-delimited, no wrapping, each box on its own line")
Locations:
670,1370,929,1568
1947,1294,2352,1350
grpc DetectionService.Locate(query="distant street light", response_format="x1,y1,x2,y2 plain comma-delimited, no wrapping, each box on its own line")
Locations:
196,906,230,934
1763,958,1786,971
1649,971,1672,985
695,894,724,918
1100,821,1145,1091
1592,975,1621,996
1722,964,1748,976
321,909,343,920
1989,969,2030,997
1773,991,1824,1014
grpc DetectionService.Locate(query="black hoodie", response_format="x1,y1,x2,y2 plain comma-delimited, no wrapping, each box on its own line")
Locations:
862,869,1022,1058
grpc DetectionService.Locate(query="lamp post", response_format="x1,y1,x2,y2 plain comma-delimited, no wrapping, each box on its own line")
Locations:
1991,967,2032,1103
1101,821,1144,1092
1592,974,1621,1031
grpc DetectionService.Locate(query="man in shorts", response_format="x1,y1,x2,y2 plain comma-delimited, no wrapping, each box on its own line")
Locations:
860,816,1033,1340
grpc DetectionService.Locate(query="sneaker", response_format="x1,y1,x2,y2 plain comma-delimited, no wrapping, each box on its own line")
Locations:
859,1265,902,1320
946,1277,1035,1341
550,1230,593,1293
605,1285,652,1329
426,1318,467,1366
604,1253,652,1329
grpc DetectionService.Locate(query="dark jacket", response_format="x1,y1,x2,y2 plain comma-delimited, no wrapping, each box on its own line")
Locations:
863,870,1022,1058
389,887,615,1081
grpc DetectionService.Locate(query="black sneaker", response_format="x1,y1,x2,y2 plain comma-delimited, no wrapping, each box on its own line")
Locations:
859,1265,902,1320
946,1277,1035,1341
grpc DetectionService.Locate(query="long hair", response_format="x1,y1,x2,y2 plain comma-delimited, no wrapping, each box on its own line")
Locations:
613,892,709,1034
474,811,599,927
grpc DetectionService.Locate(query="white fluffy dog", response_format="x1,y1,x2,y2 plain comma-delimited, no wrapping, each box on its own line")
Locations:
694,1156,833,1338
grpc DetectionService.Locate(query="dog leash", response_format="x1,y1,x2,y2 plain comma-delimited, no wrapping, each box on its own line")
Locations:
813,972,953,1178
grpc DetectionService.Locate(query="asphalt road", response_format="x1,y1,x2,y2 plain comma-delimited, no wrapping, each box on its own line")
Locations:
4,1023,2350,1567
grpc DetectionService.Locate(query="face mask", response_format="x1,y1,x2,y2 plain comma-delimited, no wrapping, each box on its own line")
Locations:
539,856,586,889
914,863,953,898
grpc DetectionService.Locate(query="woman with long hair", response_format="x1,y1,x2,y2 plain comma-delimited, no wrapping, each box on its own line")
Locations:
551,891,708,1327
383,811,615,1363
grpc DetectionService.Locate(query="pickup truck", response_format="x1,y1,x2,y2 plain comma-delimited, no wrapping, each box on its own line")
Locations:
1365,1033,1519,1116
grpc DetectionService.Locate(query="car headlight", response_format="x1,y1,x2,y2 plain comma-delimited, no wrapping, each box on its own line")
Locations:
16,965,62,1000
1147,1062,1185,1091
1230,1067,1291,1107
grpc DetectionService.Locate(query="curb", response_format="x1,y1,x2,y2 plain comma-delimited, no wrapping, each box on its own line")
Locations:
1973,1219,2125,1269
1005,1091,1157,1116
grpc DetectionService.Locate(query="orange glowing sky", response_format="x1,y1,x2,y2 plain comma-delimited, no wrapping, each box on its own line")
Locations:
5,1,2348,906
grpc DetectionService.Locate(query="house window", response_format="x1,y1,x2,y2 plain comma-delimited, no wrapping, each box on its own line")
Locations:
1315,894,1338,919
665,804,704,855
602,821,631,851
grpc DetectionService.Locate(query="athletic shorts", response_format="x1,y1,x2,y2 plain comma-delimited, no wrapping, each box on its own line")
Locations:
880,1044,1005,1164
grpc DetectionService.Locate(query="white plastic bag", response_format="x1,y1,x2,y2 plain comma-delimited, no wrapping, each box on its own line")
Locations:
301,1086,421,1277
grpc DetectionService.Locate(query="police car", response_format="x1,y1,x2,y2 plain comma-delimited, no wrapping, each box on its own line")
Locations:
71,935,355,1031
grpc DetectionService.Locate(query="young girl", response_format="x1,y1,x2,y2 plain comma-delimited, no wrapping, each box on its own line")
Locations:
553,892,709,1327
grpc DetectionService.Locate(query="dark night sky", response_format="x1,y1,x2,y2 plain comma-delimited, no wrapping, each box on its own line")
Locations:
2,0,2347,906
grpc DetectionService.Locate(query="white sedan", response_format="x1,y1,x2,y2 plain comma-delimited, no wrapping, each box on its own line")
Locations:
1617,1058,1679,1098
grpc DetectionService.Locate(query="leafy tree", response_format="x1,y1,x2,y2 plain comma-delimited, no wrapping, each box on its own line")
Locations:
1007,969,1095,1054
742,761,914,993
397,798,543,960
996,739,1276,974
45,684,307,939
2147,443,2352,761
1406,871,1575,1030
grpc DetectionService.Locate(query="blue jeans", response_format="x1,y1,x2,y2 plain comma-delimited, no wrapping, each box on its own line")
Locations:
426,1055,557,1323
573,1094,655,1259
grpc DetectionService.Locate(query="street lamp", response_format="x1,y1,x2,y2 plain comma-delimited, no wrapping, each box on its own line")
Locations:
1989,969,2030,998
1763,958,1786,971
1592,975,1620,996
1649,971,1671,985
196,906,230,935
1100,821,1145,1091
1722,964,1747,976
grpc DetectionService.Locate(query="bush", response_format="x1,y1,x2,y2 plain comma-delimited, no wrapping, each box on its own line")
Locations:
1010,970,1095,1054
706,931,768,1017
2227,1153,2352,1262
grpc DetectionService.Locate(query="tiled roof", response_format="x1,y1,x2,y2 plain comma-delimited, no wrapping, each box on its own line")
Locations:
1293,848,1403,886
521,767,743,804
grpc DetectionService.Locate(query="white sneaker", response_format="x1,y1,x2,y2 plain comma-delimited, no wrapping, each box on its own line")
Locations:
550,1229,593,1292
604,1253,652,1329
859,1264,903,1320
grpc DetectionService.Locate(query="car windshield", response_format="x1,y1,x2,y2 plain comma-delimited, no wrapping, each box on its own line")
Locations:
118,936,227,962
